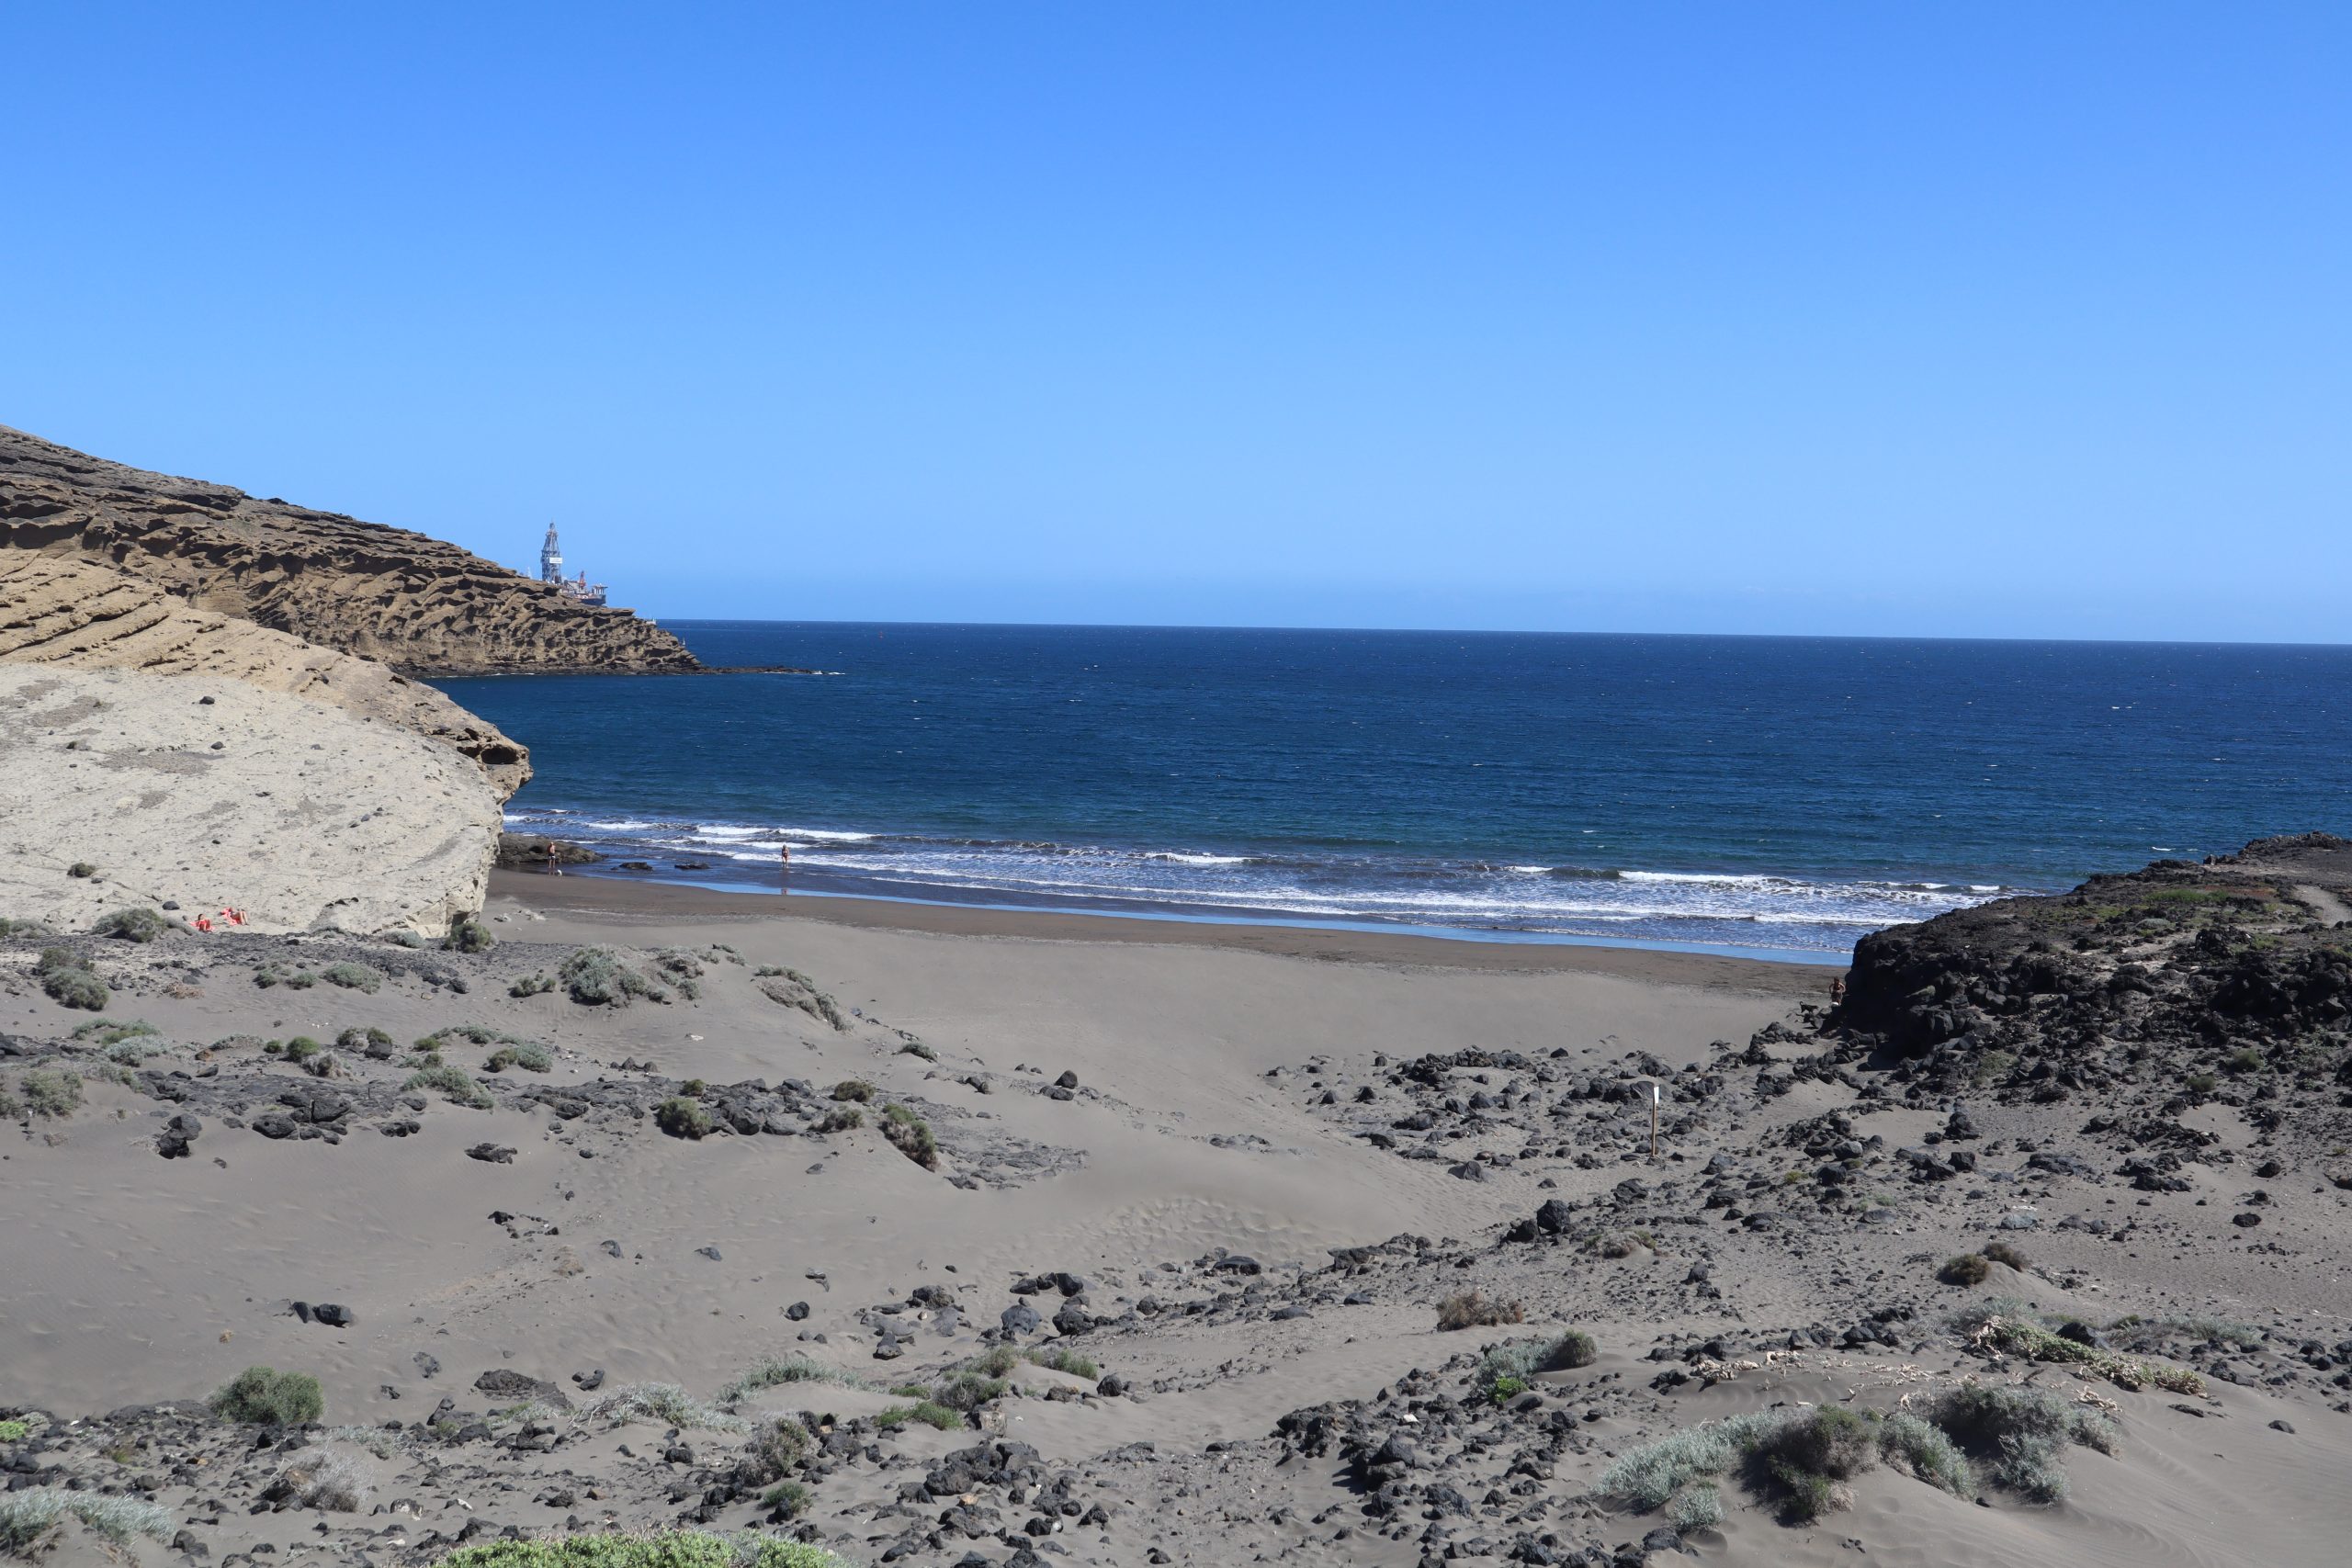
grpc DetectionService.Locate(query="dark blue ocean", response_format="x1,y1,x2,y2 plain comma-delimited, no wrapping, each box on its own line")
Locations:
434,625,2352,961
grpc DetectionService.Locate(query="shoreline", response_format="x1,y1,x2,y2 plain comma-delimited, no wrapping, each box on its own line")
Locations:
488,866,1838,996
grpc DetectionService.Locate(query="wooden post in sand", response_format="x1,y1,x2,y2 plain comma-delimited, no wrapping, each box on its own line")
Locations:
1649,1081,1659,1163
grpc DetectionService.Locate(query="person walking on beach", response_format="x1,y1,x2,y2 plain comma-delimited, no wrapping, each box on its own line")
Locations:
546,841,562,876
1829,976,1846,1006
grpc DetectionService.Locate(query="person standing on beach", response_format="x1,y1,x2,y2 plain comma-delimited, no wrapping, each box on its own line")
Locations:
547,841,562,876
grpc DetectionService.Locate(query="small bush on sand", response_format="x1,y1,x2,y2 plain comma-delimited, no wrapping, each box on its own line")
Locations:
831,1079,875,1103
443,918,495,953
0,1489,172,1552
1980,1240,2030,1270
655,1098,715,1138
72,1017,156,1047
933,1370,1011,1412
716,1355,869,1405
578,1383,747,1434
386,929,426,949
761,1480,814,1518
0,1420,28,1442
742,1416,810,1483
1879,1411,1974,1495
1968,1313,2203,1393
36,948,107,1010
1744,1405,1877,1523
1939,1254,1992,1286
1026,1346,1099,1379
212,1366,325,1426
899,1040,937,1062
1600,1410,1780,1511
876,1401,963,1431
337,1026,396,1057
487,1043,553,1073
1478,1330,1598,1400
435,1532,844,1568
1928,1382,2117,1503
1436,1291,1523,1331
814,1107,863,1134
509,972,557,998
253,963,317,990
0,917,54,937
66,863,97,879
1666,1483,1722,1533
882,1103,938,1168
404,1066,492,1110
274,1450,367,1510
20,1067,83,1119
277,1036,325,1065
319,962,383,993
92,907,168,942
560,947,667,1006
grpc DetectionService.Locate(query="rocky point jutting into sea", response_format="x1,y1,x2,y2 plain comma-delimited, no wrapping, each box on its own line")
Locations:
0,424,692,935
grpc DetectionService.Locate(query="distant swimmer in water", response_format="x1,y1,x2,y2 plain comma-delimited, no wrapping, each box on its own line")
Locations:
779,839,791,867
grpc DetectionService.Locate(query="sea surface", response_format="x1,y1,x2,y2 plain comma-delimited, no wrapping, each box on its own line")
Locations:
435,625,2352,961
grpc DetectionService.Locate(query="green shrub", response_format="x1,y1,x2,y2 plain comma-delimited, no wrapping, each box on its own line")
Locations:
1928,1382,2116,1502
281,1036,325,1064
1026,1346,1099,1380
0,1489,172,1551
435,1532,844,1568
655,1097,715,1138
254,963,317,990
1972,1314,2203,1393
1939,1254,1992,1286
815,1107,863,1134
715,1355,870,1404
510,972,557,998
487,1043,553,1073
882,1103,938,1168
1980,1240,2030,1270
404,1066,492,1110
831,1079,874,1103
1879,1411,1974,1495
443,918,495,954
1746,1405,1877,1522
1666,1483,1722,1533
337,1025,396,1056
744,1416,810,1482
0,1420,27,1442
20,1067,82,1119
36,947,107,1010
876,1401,962,1431
898,1041,937,1062
66,863,97,879
0,917,54,937
1600,1410,1780,1511
386,930,426,949
933,1370,1011,1412
71,1017,156,1047
1477,1330,1598,1401
211,1365,325,1425
320,962,384,993
92,907,168,942
761,1480,813,1518
560,947,666,1006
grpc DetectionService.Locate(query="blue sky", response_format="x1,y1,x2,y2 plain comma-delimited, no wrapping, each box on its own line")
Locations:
5,4,2346,639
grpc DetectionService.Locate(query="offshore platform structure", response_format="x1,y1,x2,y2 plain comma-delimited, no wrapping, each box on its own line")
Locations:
537,524,609,607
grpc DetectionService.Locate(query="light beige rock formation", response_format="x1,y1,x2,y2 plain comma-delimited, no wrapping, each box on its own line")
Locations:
0,665,502,936
0,551,529,796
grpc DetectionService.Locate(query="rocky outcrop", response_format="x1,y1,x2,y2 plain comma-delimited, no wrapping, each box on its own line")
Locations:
0,552,529,796
0,423,698,674
0,665,503,936
1830,834,2352,1117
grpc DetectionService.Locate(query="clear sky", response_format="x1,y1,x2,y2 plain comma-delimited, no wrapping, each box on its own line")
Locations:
5,4,2346,640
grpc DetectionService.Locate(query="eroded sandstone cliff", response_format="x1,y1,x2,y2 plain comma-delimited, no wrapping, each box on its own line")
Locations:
0,552,530,796
0,423,698,674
